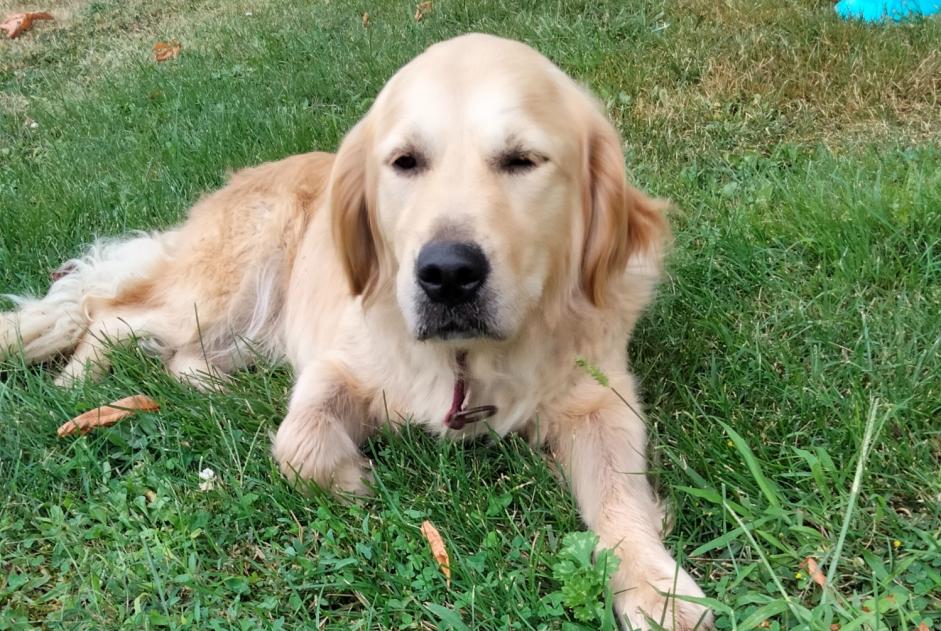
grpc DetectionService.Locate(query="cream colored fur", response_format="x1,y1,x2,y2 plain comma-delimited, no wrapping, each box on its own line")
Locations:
0,35,712,630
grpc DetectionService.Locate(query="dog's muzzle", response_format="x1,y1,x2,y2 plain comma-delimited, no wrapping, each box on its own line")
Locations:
414,240,497,340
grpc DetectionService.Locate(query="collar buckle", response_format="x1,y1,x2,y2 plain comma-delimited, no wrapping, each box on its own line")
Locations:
446,404,497,430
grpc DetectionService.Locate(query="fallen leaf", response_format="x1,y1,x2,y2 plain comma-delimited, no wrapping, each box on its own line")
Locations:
1,11,53,39
831,624,841,631
420,520,451,587
414,1,432,21
800,556,826,588
153,41,181,62
57,395,160,437
361,11,369,28
917,622,930,631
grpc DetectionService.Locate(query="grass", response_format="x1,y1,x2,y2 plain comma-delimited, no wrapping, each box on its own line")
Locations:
1,0,939,628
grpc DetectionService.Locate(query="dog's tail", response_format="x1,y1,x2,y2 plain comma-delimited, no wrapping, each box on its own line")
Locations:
0,233,170,364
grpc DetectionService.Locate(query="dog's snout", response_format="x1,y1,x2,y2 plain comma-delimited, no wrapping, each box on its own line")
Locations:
416,241,489,306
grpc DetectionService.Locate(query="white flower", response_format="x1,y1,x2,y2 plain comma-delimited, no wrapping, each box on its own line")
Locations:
198,467,216,491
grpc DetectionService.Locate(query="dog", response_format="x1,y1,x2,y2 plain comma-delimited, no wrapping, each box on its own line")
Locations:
0,34,712,629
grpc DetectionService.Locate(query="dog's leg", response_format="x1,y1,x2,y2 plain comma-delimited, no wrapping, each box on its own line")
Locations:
53,314,145,386
54,332,110,386
271,361,377,495
0,282,88,363
167,350,223,390
2,234,171,368
549,375,713,631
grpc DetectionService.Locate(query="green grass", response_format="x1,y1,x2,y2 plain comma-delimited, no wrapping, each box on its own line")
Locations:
1,0,940,628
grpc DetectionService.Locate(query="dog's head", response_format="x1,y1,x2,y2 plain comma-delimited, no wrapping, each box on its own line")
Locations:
331,34,667,343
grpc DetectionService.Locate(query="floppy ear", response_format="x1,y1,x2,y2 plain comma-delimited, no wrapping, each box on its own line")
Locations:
581,115,669,306
330,121,381,297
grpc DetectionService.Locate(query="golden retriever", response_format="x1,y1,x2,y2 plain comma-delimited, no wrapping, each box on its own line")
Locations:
0,34,712,629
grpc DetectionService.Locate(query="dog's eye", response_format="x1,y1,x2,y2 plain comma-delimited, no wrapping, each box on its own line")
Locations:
498,152,540,174
392,153,422,173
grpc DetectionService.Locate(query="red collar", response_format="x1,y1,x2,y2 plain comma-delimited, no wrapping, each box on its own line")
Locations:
443,351,497,429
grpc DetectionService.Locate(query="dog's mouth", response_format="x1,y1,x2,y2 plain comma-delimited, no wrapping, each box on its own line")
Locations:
414,302,501,341
411,239,504,342
417,321,493,341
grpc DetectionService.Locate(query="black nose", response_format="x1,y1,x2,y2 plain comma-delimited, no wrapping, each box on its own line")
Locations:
416,241,490,306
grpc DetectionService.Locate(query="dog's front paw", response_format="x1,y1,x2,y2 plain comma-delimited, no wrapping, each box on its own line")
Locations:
613,563,712,631
272,417,373,496
275,442,373,496
327,454,374,496
0,314,16,357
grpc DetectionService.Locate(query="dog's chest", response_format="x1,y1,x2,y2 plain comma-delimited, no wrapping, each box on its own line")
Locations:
452,363,544,437
393,350,553,440
357,305,572,439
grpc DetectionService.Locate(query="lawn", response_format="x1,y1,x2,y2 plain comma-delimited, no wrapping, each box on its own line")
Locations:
1,0,939,629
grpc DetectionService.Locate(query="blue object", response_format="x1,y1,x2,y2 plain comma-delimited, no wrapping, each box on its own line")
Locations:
835,0,941,22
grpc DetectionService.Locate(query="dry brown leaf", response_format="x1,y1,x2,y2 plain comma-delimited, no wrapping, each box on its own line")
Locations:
917,622,930,631
57,395,160,437
830,624,841,631
800,556,826,589
153,41,181,62
420,520,451,587
1,11,53,39
414,1,432,21
361,11,369,28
